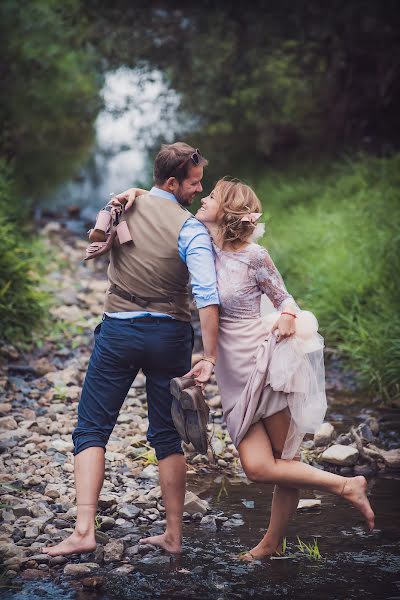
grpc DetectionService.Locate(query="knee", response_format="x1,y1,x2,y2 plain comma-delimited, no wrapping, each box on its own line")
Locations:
243,461,274,483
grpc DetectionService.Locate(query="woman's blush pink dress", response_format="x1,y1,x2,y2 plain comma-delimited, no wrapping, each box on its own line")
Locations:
213,243,326,459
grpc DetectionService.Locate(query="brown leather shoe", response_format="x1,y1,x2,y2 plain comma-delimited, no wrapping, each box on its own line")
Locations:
170,377,209,454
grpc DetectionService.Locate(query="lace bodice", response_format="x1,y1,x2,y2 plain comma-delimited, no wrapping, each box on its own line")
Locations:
214,242,297,319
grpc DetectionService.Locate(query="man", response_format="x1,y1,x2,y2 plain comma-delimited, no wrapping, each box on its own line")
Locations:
42,142,219,556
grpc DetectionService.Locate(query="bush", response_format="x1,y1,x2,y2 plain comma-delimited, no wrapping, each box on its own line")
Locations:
254,154,400,400
0,161,48,342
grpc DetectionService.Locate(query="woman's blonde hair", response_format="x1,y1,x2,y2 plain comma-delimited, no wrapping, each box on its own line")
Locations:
215,178,262,244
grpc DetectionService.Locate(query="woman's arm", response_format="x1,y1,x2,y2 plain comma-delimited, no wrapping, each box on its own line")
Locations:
87,188,148,242
111,187,148,210
255,247,299,339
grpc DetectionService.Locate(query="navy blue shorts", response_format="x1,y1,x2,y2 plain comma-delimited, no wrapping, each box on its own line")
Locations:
72,315,193,461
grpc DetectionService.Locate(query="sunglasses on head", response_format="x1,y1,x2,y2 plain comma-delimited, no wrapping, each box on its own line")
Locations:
170,149,201,177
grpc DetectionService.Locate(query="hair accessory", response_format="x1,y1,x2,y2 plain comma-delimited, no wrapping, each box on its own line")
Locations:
240,212,262,223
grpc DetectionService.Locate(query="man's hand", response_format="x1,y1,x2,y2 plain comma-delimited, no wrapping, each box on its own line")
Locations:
111,187,148,211
184,359,214,387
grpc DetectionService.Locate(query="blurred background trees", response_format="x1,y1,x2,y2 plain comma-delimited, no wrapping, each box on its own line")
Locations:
0,0,399,398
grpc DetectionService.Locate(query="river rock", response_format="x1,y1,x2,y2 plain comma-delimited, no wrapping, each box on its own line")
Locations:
381,448,400,469
0,416,18,430
112,564,136,574
104,539,124,563
321,444,359,466
81,576,104,589
125,545,139,557
64,563,91,576
140,465,159,480
314,422,335,447
141,554,171,566
207,395,222,408
118,504,141,519
354,422,375,442
98,494,118,509
297,498,322,511
47,439,73,453
200,515,218,530
183,491,209,515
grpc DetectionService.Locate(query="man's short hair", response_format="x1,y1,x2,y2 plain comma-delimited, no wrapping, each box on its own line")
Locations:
154,142,208,184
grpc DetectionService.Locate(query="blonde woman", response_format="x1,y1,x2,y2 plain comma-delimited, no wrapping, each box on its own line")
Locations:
113,179,375,560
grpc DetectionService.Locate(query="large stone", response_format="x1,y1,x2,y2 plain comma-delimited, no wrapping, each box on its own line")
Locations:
0,416,18,430
381,448,400,469
321,444,359,466
183,491,209,515
103,539,124,563
313,422,335,447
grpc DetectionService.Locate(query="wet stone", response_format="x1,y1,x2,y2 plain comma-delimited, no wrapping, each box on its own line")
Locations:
200,515,218,530
104,539,125,563
118,504,141,519
321,444,359,466
141,554,171,566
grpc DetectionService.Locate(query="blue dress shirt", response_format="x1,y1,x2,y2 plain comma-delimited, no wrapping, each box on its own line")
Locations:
106,186,219,319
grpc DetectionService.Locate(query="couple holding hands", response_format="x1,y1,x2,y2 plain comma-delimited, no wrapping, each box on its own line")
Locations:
42,142,374,562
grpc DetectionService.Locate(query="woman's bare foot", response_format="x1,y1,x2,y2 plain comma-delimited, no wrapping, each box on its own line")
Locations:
42,532,96,557
139,533,181,554
238,540,282,561
341,476,375,530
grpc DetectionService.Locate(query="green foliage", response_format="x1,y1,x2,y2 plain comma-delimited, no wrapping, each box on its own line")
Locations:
0,0,103,203
0,161,49,343
83,1,400,174
254,154,400,400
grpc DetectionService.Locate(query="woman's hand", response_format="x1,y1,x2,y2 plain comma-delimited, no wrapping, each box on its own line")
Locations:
272,313,296,341
110,187,148,211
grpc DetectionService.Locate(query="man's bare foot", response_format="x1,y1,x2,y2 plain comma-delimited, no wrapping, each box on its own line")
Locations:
42,532,96,557
238,540,282,561
139,533,181,554
341,476,375,530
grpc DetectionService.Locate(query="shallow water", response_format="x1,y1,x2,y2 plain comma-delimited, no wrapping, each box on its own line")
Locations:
2,473,399,600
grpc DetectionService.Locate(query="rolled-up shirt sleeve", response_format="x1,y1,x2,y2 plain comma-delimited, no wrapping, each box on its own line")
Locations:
178,218,220,309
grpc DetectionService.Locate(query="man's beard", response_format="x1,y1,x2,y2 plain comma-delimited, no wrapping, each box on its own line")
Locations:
175,188,192,207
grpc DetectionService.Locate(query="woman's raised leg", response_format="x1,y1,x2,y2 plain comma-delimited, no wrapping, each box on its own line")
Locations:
238,421,375,531
239,410,299,560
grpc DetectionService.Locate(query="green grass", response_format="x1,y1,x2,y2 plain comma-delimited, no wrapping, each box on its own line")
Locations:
251,154,400,401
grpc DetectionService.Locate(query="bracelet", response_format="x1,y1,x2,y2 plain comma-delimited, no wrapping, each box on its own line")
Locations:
281,311,297,319
200,355,216,366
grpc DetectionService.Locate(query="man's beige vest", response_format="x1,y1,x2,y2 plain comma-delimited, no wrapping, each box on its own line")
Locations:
103,193,192,321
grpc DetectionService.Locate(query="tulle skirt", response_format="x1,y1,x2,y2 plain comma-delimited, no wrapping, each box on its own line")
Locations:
214,311,327,459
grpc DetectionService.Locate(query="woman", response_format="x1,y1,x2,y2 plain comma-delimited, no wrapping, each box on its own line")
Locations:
102,179,375,560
